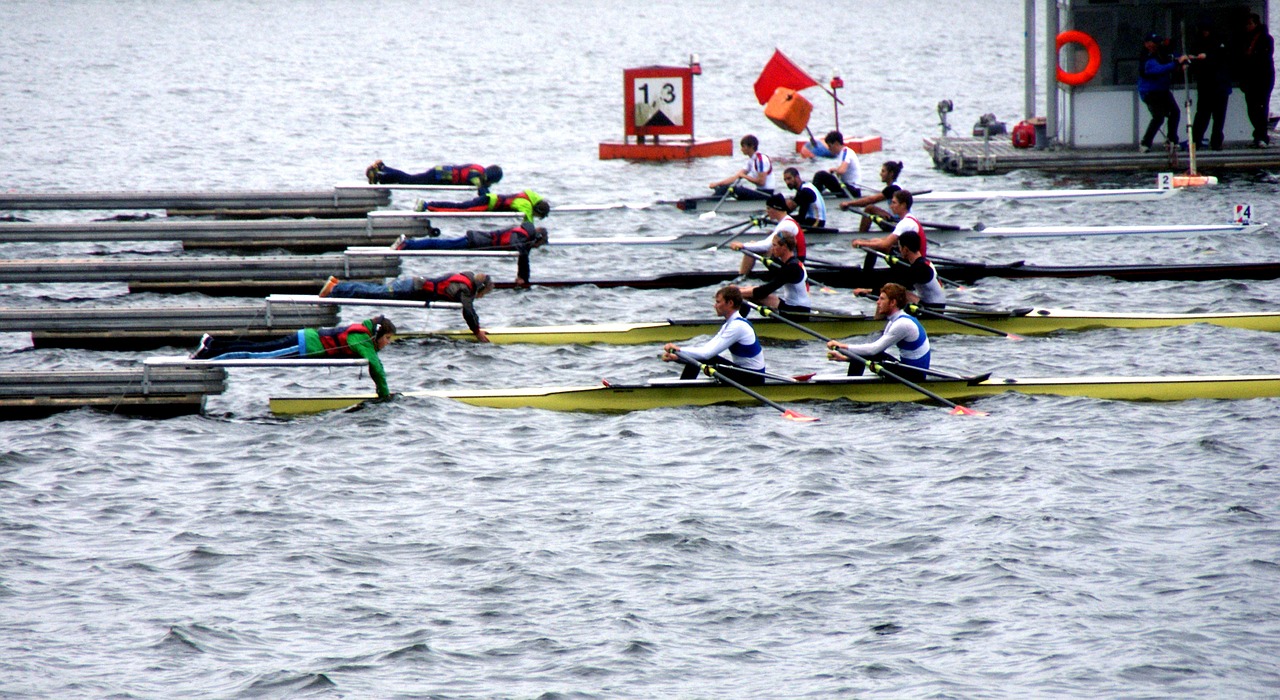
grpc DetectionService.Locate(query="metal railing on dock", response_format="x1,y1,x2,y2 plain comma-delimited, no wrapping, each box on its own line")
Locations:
0,188,390,217
0,303,341,350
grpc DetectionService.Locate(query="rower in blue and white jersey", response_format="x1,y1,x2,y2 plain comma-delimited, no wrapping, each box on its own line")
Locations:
663,285,767,385
708,134,775,201
811,130,862,199
783,167,827,228
828,283,931,382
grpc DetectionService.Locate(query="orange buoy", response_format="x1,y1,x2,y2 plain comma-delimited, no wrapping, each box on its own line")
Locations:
1056,30,1101,86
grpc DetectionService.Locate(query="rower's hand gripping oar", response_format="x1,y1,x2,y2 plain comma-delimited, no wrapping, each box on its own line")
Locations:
842,204,970,232
710,218,762,251
734,248,843,295
859,246,968,290
743,301,986,416
671,350,819,422
850,289,1023,341
700,178,740,220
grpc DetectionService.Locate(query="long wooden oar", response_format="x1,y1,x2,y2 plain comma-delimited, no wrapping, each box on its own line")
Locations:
672,350,819,422
743,302,986,416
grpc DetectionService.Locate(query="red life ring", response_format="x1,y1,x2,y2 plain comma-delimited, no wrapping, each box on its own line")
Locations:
1056,30,1101,86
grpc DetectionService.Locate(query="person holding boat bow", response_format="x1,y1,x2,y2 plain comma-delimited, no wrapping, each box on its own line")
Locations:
394,221,547,287
366,161,503,193
738,230,810,315
663,285,767,385
827,283,930,381
189,316,396,399
850,189,925,271
728,193,807,276
415,189,550,223
320,271,495,342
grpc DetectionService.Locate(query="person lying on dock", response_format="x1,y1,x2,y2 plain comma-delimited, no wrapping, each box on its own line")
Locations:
849,190,925,271
852,231,946,307
728,193,806,276
190,316,396,399
708,134,775,201
838,160,904,232
827,283,930,381
366,160,503,192
782,167,826,228
414,189,549,223
320,272,494,343
662,285,766,385
738,231,810,315
810,130,862,199
394,221,548,287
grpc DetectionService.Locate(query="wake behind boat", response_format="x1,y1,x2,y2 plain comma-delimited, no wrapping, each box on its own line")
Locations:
398,308,1280,345
270,372,1280,415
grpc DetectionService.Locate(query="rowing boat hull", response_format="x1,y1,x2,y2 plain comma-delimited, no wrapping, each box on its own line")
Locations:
398,309,1280,345
269,373,1280,415
674,187,1178,213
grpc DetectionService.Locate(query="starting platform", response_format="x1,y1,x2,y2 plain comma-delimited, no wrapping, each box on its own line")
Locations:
925,136,1280,175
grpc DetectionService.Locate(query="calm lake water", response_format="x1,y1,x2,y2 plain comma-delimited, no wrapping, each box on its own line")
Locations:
2,1,1279,697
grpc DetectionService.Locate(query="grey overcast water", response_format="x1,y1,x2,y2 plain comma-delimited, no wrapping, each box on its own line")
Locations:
2,1,1279,697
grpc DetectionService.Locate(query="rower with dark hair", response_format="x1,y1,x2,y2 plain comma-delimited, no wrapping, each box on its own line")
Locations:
810,130,862,198
783,166,826,228
394,221,548,287
414,189,550,223
189,316,397,399
838,160,905,232
662,285,766,385
850,189,925,271
739,231,810,314
728,192,807,276
708,134,775,200
365,160,503,193
827,283,931,381
320,271,495,343
852,230,946,307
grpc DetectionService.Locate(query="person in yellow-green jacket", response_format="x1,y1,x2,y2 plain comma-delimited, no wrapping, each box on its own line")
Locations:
414,189,549,222
189,316,396,398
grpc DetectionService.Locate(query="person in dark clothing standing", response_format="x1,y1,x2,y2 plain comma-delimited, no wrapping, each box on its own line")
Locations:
1241,13,1275,147
1138,33,1191,152
1189,23,1233,150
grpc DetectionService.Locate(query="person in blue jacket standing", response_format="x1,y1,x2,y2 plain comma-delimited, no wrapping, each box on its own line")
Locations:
1138,32,1191,152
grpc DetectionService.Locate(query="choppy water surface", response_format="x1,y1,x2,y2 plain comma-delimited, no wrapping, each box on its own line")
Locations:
2,1,1279,697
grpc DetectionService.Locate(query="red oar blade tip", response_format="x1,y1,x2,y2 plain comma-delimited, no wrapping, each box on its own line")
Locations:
948,405,988,417
782,410,820,422
1007,334,1026,341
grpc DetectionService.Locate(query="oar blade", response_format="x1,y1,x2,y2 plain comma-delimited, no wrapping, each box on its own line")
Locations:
782,409,819,422
1006,333,1025,341
948,405,988,417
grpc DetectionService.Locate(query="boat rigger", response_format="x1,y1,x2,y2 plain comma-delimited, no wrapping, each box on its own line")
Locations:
270,373,1280,416
397,308,1280,345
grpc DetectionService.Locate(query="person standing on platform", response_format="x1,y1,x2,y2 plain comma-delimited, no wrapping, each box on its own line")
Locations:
662,285,767,385
728,193,806,276
708,134,775,201
320,271,494,343
838,160,905,232
782,167,826,228
810,130,862,199
1138,32,1191,152
189,316,397,399
393,221,547,287
366,161,503,192
415,190,550,223
1189,22,1233,151
1241,13,1275,148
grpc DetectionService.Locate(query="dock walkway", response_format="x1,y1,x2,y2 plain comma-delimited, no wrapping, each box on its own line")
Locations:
924,137,1280,175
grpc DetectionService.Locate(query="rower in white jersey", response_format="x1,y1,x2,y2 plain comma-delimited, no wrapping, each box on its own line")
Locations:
740,231,811,314
850,189,926,271
662,285,767,385
729,193,807,276
707,134,775,201
783,166,827,228
827,283,932,382
811,130,863,199
853,230,946,307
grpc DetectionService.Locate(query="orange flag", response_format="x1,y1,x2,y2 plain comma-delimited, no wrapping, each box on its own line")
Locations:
753,49,818,105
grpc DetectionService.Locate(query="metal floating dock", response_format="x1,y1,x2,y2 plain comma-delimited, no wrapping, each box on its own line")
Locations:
0,188,390,217
0,303,340,350
924,137,1280,175
0,365,226,419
